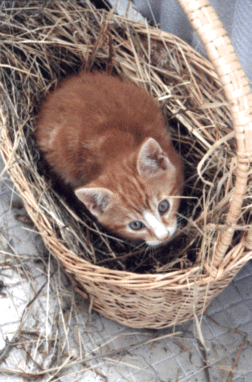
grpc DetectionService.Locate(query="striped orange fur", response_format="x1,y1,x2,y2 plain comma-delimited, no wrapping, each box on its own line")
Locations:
35,71,184,246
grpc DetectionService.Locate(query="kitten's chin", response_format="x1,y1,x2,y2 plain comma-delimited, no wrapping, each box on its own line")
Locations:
146,238,171,248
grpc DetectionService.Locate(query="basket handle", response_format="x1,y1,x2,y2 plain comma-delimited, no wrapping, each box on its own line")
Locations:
177,0,252,267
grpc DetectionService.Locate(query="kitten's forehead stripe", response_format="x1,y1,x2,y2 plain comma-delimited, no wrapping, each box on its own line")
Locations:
143,210,168,240
116,173,151,213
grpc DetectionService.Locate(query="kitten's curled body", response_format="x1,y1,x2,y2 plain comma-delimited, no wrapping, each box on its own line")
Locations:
36,71,184,246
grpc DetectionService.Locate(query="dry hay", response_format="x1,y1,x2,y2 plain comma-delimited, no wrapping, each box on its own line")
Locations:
0,0,251,328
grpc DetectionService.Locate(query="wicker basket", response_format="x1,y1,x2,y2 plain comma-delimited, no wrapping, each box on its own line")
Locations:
0,0,251,329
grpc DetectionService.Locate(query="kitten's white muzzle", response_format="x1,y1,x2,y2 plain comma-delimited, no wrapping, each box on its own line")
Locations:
146,220,177,247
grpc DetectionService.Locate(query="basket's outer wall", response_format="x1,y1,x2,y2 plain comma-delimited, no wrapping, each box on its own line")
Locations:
177,0,252,268
1,122,252,329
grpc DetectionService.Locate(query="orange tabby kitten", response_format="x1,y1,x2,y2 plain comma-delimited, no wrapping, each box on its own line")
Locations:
35,71,183,246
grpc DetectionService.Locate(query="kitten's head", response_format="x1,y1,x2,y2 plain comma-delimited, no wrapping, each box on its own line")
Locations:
75,138,183,247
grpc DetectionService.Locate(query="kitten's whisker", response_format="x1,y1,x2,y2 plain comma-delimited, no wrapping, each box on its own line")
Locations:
178,196,198,200
177,212,192,223
134,241,147,250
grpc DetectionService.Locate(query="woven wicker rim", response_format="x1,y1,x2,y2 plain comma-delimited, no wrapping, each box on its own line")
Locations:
178,0,252,265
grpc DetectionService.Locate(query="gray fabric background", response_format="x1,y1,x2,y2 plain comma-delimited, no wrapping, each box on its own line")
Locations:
133,0,252,83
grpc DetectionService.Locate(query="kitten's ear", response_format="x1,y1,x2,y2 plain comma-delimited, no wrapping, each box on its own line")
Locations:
74,187,114,217
137,138,173,176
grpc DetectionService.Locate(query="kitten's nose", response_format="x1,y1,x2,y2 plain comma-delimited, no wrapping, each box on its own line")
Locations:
156,232,170,242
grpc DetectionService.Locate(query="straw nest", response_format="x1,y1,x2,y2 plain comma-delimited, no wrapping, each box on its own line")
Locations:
0,0,251,328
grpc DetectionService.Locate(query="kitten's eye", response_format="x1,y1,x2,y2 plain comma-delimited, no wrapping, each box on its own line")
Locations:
129,221,145,231
158,199,170,214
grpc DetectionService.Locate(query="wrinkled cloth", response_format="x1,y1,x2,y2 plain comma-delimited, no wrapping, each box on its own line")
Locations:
133,0,252,83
